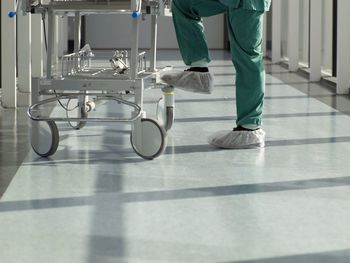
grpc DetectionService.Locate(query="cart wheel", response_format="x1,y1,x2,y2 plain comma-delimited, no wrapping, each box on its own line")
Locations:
164,106,174,131
66,98,88,130
30,120,59,157
130,118,167,160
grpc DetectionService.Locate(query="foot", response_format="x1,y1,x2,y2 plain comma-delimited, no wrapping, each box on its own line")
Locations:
160,68,214,94
208,127,265,149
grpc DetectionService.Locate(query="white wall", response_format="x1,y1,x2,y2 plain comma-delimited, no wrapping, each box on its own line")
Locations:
85,14,225,49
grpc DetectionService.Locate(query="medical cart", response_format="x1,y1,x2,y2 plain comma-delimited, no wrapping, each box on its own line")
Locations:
17,0,175,160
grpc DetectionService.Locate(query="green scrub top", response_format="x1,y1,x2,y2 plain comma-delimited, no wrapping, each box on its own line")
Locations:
219,0,271,11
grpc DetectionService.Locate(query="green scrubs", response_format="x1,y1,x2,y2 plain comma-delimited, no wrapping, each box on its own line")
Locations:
172,0,271,128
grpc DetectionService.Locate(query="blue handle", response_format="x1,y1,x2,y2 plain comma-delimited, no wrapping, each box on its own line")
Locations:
8,11,17,18
131,11,141,19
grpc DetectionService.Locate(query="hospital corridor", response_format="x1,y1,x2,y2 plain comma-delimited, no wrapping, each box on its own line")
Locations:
1,0,350,262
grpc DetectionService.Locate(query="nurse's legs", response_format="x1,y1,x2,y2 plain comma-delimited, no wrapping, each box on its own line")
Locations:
162,0,266,148
208,7,266,148
160,0,226,94
171,0,227,65
227,8,265,129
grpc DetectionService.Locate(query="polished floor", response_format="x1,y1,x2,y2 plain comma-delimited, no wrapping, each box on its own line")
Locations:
1,51,350,262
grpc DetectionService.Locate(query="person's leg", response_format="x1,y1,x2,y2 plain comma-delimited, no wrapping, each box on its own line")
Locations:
161,0,227,94
208,6,266,149
171,0,227,65
227,7,265,129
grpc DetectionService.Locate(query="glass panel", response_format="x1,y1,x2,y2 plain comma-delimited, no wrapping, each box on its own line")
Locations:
299,0,310,68
280,0,289,60
265,10,272,58
321,0,333,75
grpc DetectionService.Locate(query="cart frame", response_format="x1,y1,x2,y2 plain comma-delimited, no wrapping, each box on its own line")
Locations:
25,0,175,160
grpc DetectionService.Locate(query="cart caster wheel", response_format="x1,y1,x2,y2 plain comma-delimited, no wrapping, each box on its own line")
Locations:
130,118,167,160
164,106,174,131
66,98,88,130
30,120,59,157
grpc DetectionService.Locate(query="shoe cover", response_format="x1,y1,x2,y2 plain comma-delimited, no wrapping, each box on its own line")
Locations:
161,70,213,94
208,129,266,149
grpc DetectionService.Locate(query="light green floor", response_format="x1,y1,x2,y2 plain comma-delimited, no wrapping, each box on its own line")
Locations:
1,51,350,262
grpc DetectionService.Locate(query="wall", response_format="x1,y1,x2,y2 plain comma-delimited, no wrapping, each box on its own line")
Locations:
85,14,225,49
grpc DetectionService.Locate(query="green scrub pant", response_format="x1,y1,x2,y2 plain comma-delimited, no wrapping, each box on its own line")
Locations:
172,0,265,128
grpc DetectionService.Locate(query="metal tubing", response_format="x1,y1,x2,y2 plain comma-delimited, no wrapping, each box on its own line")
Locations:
18,2,32,93
32,14,44,78
130,0,140,80
46,8,55,78
74,11,81,69
1,0,17,107
28,94,142,122
150,14,158,72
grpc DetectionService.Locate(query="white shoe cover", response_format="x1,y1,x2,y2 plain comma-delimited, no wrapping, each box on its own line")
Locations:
161,70,214,94
208,129,266,149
